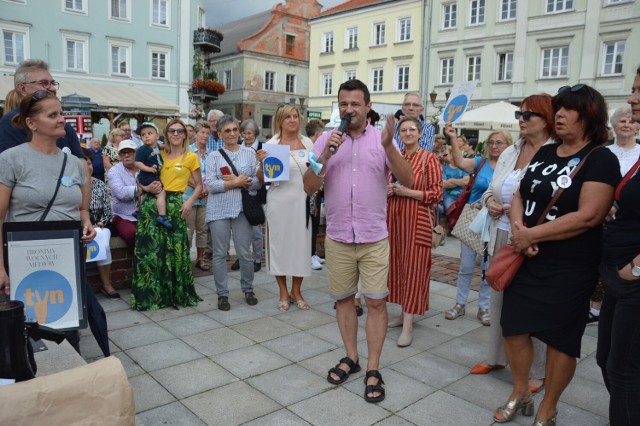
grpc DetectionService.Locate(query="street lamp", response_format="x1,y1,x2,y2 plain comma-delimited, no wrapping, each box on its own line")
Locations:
429,88,451,106
429,88,451,133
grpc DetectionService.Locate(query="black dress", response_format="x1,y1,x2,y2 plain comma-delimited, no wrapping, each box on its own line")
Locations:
501,143,620,357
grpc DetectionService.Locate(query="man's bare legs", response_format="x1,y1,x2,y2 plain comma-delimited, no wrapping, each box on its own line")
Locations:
364,297,387,399
329,295,360,382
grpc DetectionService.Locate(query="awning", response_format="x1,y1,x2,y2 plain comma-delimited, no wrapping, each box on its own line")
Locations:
457,101,520,131
0,76,179,117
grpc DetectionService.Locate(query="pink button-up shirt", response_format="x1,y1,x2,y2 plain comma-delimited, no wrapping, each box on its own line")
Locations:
313,124,398,244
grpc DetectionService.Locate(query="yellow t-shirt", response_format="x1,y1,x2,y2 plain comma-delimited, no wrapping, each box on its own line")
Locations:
160,151,200,192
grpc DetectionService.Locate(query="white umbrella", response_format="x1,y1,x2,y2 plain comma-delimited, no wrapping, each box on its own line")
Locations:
457,101,520,131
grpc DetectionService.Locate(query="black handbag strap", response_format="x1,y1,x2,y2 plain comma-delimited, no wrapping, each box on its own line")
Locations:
40,153,67,221
534,145,600,226
218,148,239,176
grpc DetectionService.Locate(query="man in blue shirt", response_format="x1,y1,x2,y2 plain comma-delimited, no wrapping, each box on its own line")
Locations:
393,93,435,152
0,59,83,157
206,109,224,151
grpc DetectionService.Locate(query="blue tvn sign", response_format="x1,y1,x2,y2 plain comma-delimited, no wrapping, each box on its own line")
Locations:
15,270,73,324
263,157,284,179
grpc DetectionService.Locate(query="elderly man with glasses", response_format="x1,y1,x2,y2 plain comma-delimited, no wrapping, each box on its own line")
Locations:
118,120,143,148
0,59,84,157
393,92,436,152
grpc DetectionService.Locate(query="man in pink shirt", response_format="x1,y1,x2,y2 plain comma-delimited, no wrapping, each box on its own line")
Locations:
303,79,413,403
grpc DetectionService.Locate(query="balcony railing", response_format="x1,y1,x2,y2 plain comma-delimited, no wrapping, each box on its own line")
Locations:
193,29,222,53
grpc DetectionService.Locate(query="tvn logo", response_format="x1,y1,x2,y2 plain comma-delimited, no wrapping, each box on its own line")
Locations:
15,270,73,324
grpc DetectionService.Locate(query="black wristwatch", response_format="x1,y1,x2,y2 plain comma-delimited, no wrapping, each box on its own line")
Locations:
631,259,640,278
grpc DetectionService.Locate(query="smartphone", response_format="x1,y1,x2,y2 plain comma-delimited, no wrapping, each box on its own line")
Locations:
220,166,231,176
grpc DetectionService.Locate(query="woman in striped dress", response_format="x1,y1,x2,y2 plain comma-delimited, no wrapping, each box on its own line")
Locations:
387,116,443,347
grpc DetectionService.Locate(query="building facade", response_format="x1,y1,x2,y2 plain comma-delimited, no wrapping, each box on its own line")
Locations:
207,0,322,138
0,0,209,123
308,0,426,122
426,0,640,121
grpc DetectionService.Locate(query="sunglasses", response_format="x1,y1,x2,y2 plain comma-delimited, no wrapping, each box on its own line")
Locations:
167,128,185,135
487,140,507,147
223,127,240,134
26,90,54,115
515,111,543,121
558,84,595,99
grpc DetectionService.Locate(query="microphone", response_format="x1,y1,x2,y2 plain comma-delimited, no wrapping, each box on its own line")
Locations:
329,114,351,153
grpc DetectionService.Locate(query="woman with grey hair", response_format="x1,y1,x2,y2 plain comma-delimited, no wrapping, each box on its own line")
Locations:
206,115,261,311
608,105,640,175
229,118,264,272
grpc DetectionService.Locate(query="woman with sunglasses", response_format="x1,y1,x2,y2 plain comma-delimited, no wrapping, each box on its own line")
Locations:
496,85,620,426
256,105,314,311
470,95,555,393
386,116,443,347
206,115,261,311
131,118,203,311
596,66,640,426
444,125,511,325
0,91,108,353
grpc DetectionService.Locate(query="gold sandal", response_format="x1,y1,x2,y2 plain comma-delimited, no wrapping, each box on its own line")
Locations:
494,394,534,423
277,299,290,312
291,299,310,310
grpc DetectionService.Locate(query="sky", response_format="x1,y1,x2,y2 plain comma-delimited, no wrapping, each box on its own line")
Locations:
205,0,345,27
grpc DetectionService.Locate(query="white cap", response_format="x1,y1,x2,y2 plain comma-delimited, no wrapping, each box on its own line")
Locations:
117,139,138,152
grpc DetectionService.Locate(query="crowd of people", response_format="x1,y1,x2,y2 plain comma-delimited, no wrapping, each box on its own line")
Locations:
0,57,639,424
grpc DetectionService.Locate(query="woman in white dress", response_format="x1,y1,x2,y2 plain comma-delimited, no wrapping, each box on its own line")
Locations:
257,105,313,311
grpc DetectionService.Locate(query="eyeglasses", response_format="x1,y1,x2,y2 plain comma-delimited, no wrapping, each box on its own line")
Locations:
23,80,60,90
402,103,422,109
26,90,53,115
515,111,543,121
487,140,507,147
121,127,132,132
399,126,419,133
558,84,595,99
223,127,240,134
118,151,134,156
167,128,185,135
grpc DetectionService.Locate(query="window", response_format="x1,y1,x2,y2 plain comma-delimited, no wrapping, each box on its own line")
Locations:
373,22,385,46
198,7,205,27
469,0,485,25
285,34,295,55
150,49,168,79
2,29,26,65
443,3,457,29
111,0,128,20
496,52,513,81
264,71,275,91
398,17,411,42
64,36,87,72
322,73,332,96
546,0,573,13
109,41,131,76
345,70,356,81
64,0,86,13
321,31,333,53
285,74,296,93
467,56,481,81
440,58,454,84
607,0,630,3
500,0,516,20
371,68,384,92
396,65,409,91
223,70,231,90
152,0,168,26
541,46,569,78
346,27,358,49
602,41,625,75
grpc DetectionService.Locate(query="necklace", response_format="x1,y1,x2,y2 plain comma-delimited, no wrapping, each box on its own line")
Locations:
404,148,420,161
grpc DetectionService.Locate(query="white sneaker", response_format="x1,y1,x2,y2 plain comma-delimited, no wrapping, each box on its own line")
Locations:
311,255,322,270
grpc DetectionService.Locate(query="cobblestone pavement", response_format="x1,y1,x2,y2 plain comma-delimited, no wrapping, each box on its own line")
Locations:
80,237,608,425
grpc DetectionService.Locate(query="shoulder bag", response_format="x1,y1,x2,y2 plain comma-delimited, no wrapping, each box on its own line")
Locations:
446,158,486,228
218,149,265,226
487,146,599,291
40,153,68,221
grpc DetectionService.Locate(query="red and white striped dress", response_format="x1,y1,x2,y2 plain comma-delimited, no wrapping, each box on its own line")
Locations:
387,150,443,315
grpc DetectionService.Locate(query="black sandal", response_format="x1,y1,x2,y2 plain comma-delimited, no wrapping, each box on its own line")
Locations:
364,370,385,403
327,356,361,385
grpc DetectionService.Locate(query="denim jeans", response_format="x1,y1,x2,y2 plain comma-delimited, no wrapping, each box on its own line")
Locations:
597,264,640,426
456,241,490,310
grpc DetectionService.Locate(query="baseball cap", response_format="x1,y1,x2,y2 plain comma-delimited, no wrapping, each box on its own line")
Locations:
136,122,159,135
117,139,138,153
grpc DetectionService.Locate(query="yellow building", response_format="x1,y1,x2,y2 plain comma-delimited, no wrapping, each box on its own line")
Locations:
308,0,426,122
